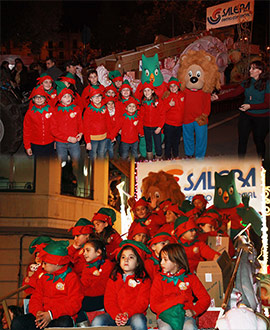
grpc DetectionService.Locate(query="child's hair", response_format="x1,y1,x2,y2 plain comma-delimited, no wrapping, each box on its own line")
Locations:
95,225,117,245
87,68,100,86
110,245,149,282
160,243,190,274
86,238,107,260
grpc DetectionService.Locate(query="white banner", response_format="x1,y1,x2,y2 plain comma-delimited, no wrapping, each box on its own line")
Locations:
206,0,254,30
136,156,263,213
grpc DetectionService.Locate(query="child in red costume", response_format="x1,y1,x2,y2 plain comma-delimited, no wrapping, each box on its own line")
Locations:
163,77,185,159
196,211,235,258
23,236,54,297
140,82,165,159
83,87,112,159
81,68,104,108
128,222,150,245
128,197,165,238
76,239,114,326
91,207,122,261
112,97,144,160
158,202,184,235
174,216,220,273
145,232,176,281
23,85,54,157
108,70,123,96
50,83,83,163
91,240,151,329
185,194,208,220
11,241,83,330
36,73,57,105
104,96,119,158
150,243,211,330
116,80,134,114
68,218,93,277
58,73,84,110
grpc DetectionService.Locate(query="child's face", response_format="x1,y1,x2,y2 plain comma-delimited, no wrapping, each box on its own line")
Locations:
91,94,102,106
135,206,148,219
143,87,154,99
160,251,179,274
181,229,196,241
121,88,130,99
165,210,177,224
33,95,46,106
42,262,62,274
42,79,52,91
199,223,215,233
89,73,98,85
151,240,170,258
93,220,108,233
120,248,138,275
193,199,204,210
83,243,101,263
133,233,147,244
107,101,115,111
114,80,122,89
126,103,136,115
63,81,70,88
61,93,72,106
74,233,89,247
35,252,41,264
169,83,178,94
106,89,116,97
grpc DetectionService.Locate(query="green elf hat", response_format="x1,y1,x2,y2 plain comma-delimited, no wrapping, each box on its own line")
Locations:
108,70,123,82
159,304,185,330
36,73,53,85
117,239,151,261
92,207,116,226
59,72,76,85
29,236,54,254
39,240,70,265
119,79,133,92
88,86,104,99
68,218,93,236
29,85,48,100
55,80,74,100
148,232,177,248
168,77,180,88
174,216,196,238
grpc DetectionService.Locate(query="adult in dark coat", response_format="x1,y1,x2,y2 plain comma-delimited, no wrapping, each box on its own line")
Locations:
64,60,84,95
45,57,63,81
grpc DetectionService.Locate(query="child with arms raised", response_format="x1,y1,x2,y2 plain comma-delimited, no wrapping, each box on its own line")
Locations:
91,240,151,330
150,243,211,330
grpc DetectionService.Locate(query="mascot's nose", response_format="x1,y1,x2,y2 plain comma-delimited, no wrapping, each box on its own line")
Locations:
223,191,229,204
150,73,155,82
190,76,198,84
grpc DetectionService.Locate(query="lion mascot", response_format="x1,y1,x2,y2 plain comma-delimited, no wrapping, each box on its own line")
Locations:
178,50,220,159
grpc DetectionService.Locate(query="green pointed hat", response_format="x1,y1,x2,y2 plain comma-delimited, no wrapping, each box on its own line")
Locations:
168,77,180,87
68,218,93,236
39,240,70,265
174,215,196,238
148,232,176,247
37,73,53,85
29,236,54,254
108,70,123,82
117,239,151,260
60,72,76,85
55,80,74,100
92,207,116,226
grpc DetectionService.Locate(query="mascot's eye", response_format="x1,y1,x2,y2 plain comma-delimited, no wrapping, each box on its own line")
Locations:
196,71,201,77
218,188,223,196
229,186,234,195
145,69,150,77
154,68,159,76
188,70,192,78
154,192,160,199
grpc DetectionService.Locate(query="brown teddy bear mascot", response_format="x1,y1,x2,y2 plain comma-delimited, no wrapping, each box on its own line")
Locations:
178,50,220,159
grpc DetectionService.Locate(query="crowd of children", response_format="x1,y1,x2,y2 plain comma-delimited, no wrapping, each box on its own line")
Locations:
8,192,237,330
23,67,191,161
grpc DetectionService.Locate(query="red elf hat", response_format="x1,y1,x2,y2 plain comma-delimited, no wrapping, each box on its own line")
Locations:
36,73,53,85
174,216,197,238
29,85,48,100
38,240,70,265
192,194,208,207
104,96,117,104
168,77,181,88
119,80,133,92
88,86,104,99
59,72,76,85
105,84,117,94
148,232,177,248
92,207,116,226
116,239,151,261
132,197,149,211
128,222,150,240
124,97,139,108
29,236,54,254
166,202,184,216
68,218,93,236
